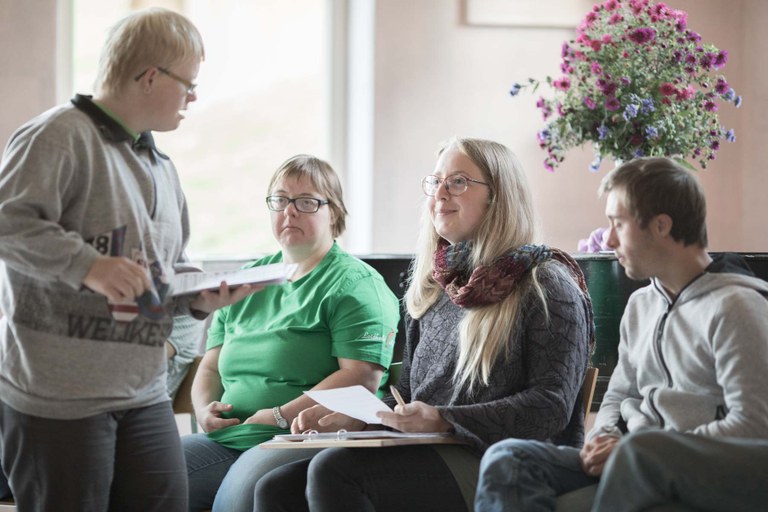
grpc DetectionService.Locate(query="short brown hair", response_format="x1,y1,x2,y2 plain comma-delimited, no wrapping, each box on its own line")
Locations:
267,155,348,238
599,157,708,247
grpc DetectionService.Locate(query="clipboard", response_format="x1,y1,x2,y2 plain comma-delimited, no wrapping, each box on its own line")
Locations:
260,429,464,449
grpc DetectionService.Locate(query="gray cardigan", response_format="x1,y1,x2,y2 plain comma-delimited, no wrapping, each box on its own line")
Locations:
388,262,593,453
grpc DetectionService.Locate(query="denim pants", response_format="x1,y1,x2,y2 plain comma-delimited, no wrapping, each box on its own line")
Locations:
182,432,321,512
0,399,187,512
475,439,597,512
593,430,768,512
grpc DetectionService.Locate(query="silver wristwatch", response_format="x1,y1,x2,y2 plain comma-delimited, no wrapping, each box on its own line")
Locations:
272,406,289,429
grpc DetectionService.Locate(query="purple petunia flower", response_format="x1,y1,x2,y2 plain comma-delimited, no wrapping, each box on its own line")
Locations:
605,97,620,111
704,100,718,112
628,27,656,44
699,53,715,69
715,79,729,95
686,30,702,43
597,79,617,96
584,97,596,110
714,50,728,69
577,226,610,253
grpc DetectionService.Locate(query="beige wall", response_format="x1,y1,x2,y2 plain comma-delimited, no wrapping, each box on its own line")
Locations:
740,0,768,251
1,0,766,253
0,0,59,146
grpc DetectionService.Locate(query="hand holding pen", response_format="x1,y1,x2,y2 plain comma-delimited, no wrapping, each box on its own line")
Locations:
390,385,407,408
377,385,453,433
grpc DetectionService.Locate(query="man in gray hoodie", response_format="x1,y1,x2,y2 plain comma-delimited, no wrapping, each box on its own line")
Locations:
475,157,768,512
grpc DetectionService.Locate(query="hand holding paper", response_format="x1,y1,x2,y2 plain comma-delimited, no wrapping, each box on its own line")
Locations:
304,385,392,424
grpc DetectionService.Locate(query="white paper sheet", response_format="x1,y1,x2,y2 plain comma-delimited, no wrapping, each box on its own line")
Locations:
304,385,392,424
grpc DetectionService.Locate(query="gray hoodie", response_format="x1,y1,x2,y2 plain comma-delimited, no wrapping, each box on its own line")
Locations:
591,271,768,440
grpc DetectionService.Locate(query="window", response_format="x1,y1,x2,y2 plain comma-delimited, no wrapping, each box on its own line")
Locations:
71,0,330,259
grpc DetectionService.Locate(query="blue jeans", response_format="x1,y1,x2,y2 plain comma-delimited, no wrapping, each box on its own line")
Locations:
475,439,597,512
0,399,186,512
594,430,768,512
182,432,321,512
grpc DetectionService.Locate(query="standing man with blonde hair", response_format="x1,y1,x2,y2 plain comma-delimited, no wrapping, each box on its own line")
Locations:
0,8,252,511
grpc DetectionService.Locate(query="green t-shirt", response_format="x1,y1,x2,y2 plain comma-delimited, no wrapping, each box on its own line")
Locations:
205,243,400,450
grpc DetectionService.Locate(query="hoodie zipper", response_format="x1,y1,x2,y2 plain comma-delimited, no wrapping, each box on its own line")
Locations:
648,282,687,428
647,273,708,427
654,309,674,387
648,307,672,428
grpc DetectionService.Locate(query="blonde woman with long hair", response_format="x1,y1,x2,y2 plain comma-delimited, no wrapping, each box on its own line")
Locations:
254,137,594,512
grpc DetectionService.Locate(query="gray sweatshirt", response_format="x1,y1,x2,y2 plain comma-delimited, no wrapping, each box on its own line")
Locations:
592,272,768,439
0,95,192,419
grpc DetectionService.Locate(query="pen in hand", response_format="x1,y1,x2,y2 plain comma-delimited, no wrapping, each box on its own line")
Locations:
390,385,406,408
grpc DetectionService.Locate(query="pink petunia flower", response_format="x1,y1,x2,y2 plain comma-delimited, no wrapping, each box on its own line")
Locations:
659,82,676,96
553,77,571,91
605,97,621,111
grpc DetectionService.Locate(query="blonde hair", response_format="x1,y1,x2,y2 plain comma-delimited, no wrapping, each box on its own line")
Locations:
94,8,205,97
267,154,348,238
405,137,545,391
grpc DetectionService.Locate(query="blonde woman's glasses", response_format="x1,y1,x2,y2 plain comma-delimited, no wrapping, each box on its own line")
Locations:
421,175,489,197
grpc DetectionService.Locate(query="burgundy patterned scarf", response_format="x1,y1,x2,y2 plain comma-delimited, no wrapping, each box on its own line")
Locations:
432,238,590,309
